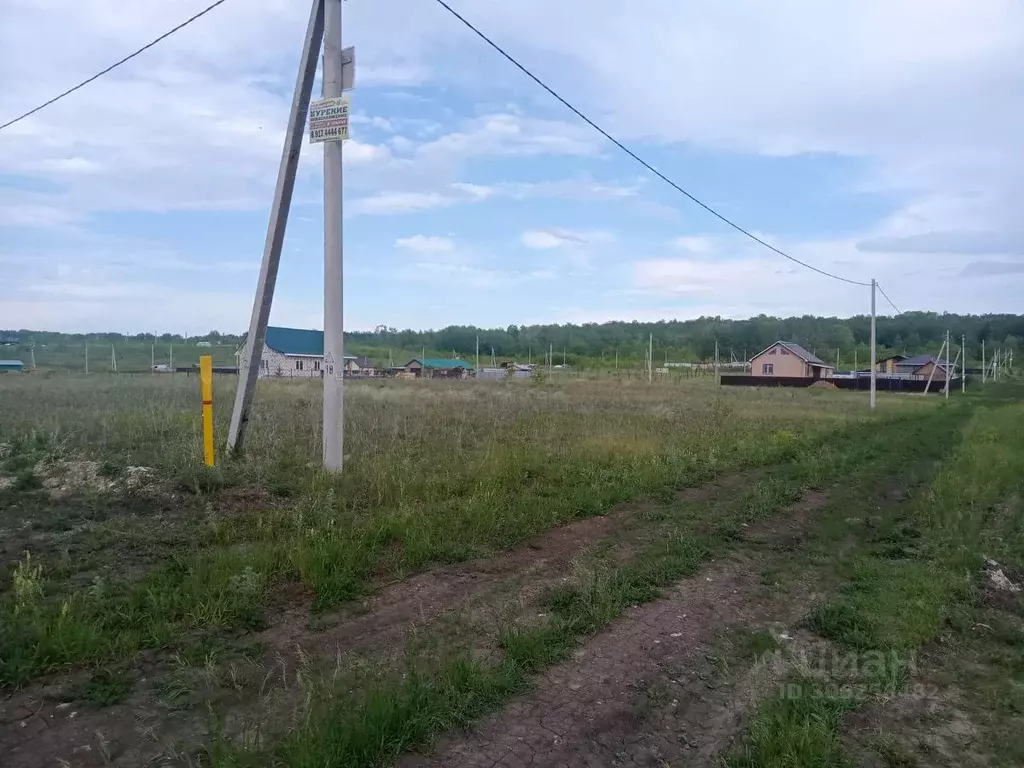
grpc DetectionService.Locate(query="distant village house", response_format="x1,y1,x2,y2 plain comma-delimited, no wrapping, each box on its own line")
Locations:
403,358,475,379
749,341,835,380
237,326,375,379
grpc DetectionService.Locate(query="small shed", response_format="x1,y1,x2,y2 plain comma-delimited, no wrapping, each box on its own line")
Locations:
0,360,25,373
403,358,475,379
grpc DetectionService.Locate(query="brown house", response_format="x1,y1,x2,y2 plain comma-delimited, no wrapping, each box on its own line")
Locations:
749,341,835,380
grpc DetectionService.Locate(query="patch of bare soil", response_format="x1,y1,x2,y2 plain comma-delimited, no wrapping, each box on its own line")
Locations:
400,489,830,768
257,513,625,669
36,459,155,500
843,686,986,768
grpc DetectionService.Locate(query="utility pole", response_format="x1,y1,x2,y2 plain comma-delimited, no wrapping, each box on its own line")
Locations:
321,0,346,470
835,348,840,370
549,343,553,373
870,279,877,409
111,345,117,373
854,348,858,374
714,339,719,380
85,343,89,374
169,344,173,372
982,339,986,383
923,339,946,395
562,347,566,366
648,333,653,383
151,335,155,372
476,335,479,370
30,345,35,370
944,329,951,399
227,0,325,455
962,335,966,394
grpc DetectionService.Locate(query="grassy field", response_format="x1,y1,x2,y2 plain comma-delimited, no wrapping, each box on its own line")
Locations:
0,373,1019,767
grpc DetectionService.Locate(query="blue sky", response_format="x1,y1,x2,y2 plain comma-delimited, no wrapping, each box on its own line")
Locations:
2,0,1023,334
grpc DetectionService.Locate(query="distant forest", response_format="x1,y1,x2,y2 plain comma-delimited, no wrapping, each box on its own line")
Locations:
6,311,1023,367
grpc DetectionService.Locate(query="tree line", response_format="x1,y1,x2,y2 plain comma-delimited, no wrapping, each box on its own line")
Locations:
6,311,1022,367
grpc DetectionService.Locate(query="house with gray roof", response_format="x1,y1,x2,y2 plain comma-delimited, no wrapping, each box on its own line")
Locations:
749,341,835,380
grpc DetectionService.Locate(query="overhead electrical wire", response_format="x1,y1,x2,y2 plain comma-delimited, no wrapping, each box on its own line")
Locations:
876,283,903,315
431,0,874,288
3,0,905,311
0,0,231,133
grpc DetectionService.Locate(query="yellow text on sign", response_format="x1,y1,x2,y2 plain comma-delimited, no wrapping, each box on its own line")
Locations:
200,355,215,467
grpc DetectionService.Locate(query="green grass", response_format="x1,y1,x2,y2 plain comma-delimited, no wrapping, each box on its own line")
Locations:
71,667,135,707
0,376,932,686
205,405,970,768
0,373,989,767
729,396,1024,768
726,677,858,768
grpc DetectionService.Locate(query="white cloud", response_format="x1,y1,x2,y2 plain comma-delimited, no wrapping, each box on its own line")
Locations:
672,236,718,255
348,191,449,216
521,228,613,249
395,234,455,253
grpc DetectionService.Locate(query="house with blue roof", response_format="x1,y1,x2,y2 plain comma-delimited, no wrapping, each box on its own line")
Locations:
403,358,476,379
237,326,373,379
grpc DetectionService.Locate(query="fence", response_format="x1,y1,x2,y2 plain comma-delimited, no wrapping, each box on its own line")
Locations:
720,375,965,393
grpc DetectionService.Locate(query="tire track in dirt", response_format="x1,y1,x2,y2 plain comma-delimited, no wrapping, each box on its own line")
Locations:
399,490,829,768
0,474,757,768
258,472,761,665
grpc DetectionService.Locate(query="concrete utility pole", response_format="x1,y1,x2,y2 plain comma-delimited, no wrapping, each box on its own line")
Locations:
228,0,325,455
549,343,553,373
321,0,346,470
85,343,89,374
475,335,479,370
151,335,155,372
944,329,951,399
649,333,653,383
30,346,35,370
169,344,173,372
962,335,966,394
982,339,986,383
869,279,877,409
111,345,117,373
714,339,719,380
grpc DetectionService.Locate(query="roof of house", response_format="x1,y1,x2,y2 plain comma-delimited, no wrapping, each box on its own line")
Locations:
750,341,829,367
877,354,909,363
347,356,374,368
265,326,324,356
901,353,945,367
406,358,475,369
244,327,355,359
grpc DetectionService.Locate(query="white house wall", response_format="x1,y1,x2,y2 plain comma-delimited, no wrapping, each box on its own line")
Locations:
239,347,324,379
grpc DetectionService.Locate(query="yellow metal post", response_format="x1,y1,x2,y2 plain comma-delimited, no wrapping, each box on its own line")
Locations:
200,355,215,467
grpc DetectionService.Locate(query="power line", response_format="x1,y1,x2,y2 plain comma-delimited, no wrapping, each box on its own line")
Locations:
431,0,871,288
876,283,902,315
0,0,231,133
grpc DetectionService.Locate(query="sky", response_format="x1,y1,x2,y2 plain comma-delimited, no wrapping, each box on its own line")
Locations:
2,0,1023,335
